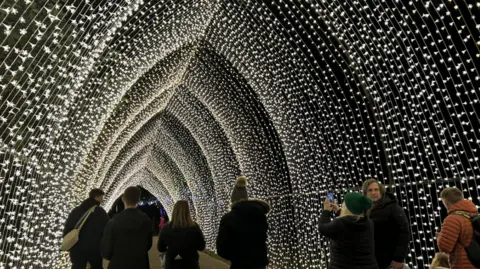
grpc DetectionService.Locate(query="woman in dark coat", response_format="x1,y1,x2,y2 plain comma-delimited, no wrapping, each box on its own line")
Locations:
216,176,271,269
319,192,379,269
157,200,206,269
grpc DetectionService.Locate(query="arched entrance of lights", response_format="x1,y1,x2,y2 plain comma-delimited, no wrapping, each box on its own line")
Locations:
98,112,211,229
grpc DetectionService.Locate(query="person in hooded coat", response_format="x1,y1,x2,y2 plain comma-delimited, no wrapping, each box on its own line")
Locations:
157,200,206,269
216,176,271,269
319,192,379,269
63,189,109,269
362,179,410,269
101,186,153,269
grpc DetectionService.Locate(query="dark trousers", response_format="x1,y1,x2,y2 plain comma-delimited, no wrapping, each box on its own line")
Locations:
70,250,103,269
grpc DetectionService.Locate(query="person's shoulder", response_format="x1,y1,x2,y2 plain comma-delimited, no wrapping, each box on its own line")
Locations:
444,212,466,224
137,210,152,223
221,210,234,219
70,205,82,214
220,211,234,224
94,206,107,214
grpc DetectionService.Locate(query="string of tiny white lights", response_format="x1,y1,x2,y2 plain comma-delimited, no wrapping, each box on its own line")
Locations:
1,0,480,268
107,168,175,217
163,86,242,221
147,146,197,220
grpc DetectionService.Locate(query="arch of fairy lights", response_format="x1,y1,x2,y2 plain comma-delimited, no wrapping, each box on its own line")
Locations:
0,0,479,268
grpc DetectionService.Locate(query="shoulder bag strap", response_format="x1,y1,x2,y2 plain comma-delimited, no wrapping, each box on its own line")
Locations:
450,211,473,248
452,210,471,219
74,205,97,230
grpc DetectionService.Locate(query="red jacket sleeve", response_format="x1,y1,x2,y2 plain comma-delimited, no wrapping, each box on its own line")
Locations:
437,215,462,253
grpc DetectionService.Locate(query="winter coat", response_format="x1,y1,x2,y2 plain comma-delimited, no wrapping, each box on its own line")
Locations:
63,198,109,257
318,209,378,269
157,222,206,269
369,192,410,269
101,208,153,269
216,199,271,269
437,200,479,269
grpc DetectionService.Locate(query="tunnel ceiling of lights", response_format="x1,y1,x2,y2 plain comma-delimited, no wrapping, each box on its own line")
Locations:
0,0,479,268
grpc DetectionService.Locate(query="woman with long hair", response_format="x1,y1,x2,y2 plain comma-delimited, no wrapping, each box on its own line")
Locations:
157,200,205,269
318,192,378,269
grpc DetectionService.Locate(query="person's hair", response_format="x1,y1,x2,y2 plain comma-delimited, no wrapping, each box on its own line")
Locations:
362,178,386,196
170,200,195,229
89,188,105,199
340,202,363,220
440,187,464,204
123,186,141,206
431,252,450,268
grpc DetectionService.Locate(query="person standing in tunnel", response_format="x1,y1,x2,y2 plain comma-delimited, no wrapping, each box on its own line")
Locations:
319,192,378,269
216,176,271,269
101,186,153,269
157,200,206,269
437,187,480,269
362,179,410,269
63,188,110,269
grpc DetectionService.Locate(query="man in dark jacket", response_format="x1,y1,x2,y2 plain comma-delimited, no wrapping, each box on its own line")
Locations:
101,186,153,269
363,179,410,269
216,176,271,269
63,188,109,269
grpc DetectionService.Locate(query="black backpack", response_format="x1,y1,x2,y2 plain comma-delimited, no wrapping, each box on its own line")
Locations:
452,211,480,267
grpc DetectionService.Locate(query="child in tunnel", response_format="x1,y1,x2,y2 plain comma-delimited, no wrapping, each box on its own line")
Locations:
157,200,206,269
318,192,379,269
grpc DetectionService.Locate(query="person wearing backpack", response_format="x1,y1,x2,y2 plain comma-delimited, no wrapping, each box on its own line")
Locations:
437,187,480,269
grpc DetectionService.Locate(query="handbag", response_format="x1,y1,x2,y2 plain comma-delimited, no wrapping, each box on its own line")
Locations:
159,252,166,267
60,205,97,251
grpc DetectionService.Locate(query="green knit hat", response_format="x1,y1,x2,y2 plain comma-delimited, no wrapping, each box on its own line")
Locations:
344,192,373,215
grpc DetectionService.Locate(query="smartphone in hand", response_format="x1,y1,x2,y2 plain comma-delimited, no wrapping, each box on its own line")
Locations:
327,191,334,202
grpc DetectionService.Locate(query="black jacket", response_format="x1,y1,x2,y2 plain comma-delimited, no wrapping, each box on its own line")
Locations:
63,198,109,255
101,208,153,269
216,199,271,269
319,210,378,269
157,222,206,269
369,192,410,269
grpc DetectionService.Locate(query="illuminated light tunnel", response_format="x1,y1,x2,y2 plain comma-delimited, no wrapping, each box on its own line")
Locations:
0,0,479,268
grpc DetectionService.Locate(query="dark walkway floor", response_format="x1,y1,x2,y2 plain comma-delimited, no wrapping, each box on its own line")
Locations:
103,236,230,269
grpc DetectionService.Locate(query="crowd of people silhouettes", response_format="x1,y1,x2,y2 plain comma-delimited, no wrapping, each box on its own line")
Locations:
62,177,480,269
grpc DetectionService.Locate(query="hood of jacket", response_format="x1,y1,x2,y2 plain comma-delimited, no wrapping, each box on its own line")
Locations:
231,198,271,216
116,208,147,232
448,199,478,215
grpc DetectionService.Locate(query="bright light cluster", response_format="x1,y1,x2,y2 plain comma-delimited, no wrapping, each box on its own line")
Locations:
0,0,479,268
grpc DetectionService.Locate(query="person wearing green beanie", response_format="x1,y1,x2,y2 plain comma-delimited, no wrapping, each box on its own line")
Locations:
343,192,373,215
318,192,378,269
